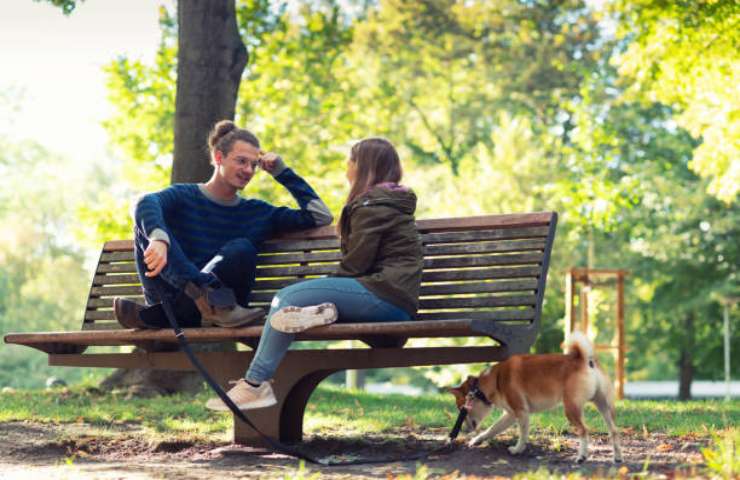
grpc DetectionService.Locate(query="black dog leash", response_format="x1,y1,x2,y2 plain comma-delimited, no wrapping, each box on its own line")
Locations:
155,288,460,466
450,408,468,440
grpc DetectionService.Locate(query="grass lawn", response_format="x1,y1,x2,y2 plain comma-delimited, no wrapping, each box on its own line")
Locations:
2,384,737,438
1,385,738,478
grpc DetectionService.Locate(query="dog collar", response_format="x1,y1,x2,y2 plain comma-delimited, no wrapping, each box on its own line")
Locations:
467,377,492,406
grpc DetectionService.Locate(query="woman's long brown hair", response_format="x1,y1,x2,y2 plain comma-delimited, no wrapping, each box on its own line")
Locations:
338,138,403,230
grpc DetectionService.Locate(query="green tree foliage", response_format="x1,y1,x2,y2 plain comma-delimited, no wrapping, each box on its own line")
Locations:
614,0,740,203
73,6,179,248
237,1,358,213
348,0,602,175
582,99,739,381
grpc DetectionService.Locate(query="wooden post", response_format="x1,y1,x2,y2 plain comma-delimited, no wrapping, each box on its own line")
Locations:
580,278,589,334
346,369,366,390
565,272,574,335
616,272,625,399
565,268,627,399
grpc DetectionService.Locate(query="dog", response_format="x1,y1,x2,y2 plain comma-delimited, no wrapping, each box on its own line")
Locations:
447,332,623,463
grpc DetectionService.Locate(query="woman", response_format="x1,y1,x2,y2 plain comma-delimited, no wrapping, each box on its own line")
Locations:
206,137,423,411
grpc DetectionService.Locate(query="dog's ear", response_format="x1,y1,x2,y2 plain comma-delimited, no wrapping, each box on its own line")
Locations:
445,385,465,408
445,386,461,396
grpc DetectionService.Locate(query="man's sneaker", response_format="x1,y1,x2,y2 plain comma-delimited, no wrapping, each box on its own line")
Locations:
270,303,338,333
113,297,147,329
205,379,277,411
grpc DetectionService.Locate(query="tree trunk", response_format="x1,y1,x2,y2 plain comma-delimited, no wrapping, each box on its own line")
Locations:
102,0,248,397
678,312,695,401
172,0,248,184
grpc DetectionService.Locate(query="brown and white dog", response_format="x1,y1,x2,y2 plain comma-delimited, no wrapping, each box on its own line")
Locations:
448,332,623,463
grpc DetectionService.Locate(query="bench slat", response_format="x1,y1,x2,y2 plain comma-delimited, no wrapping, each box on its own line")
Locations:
87,297,142,308
254,264,338,277
86,282,538,310
85,310,116,321
424,252,542,269
95,252,544,277
424,239,546,256
93,266,543,288
93,274,140,286
419,295,536,309
261,238,340,253
90,280,539,300
96,263,141,274
417,309,534,321
422,226,549,245
422,266,541,282
90,286,144,297
419,279,538,295
99,238,549,265
415,212,553,232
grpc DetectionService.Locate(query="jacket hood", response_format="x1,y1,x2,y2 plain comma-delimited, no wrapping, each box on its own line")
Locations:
355,183,417,215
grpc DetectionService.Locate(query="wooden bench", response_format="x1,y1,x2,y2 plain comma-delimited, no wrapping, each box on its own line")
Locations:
5,212,558,446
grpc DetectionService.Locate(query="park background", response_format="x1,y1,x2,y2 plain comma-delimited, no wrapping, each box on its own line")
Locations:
0,0,737,400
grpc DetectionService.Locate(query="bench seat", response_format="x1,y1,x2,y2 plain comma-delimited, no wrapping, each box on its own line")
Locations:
5,319,508,354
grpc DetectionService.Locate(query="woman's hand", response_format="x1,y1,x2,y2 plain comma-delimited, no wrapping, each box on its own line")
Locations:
144,240,168,277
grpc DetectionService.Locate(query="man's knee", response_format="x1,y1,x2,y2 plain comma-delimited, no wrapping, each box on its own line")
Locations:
219,238,258,263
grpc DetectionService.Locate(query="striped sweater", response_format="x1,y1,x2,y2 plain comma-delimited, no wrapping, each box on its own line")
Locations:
135,168,333,273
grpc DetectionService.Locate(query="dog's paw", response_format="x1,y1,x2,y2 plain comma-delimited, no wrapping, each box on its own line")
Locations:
467,437,482,448
508,445,526,455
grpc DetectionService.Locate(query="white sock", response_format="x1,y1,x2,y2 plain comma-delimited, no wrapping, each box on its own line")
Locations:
201,255,223,273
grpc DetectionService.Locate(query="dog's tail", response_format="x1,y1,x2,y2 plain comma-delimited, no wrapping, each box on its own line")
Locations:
565,331,595,367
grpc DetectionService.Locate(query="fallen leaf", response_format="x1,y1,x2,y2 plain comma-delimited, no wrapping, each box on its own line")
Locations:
656,443,673,452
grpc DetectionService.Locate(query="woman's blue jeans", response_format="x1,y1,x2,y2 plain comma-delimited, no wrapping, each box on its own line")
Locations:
245,277,411,384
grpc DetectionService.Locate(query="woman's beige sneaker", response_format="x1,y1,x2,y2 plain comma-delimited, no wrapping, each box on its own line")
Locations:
270,303,338,333
205,379,276,411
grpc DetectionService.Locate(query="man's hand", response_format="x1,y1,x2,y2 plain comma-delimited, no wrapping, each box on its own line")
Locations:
258,151,284,175
144,240,168,277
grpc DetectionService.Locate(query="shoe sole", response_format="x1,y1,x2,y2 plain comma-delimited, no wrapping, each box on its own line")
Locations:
206,397,277,412
270,303,338,333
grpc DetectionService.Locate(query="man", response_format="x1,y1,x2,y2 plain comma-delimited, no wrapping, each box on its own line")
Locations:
114,121,333,329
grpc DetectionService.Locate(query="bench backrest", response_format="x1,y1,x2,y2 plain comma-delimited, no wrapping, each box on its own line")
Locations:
84,212,557,333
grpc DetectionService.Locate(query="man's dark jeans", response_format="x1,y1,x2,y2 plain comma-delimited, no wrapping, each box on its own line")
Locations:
134,225,259,327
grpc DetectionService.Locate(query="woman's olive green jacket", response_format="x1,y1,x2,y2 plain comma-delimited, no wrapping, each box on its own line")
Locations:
336,184,423,316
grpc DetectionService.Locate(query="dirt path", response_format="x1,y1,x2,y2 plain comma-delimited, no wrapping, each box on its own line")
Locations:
0,421,708,479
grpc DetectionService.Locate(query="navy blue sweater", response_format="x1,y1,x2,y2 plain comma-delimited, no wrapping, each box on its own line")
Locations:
135,168,332,272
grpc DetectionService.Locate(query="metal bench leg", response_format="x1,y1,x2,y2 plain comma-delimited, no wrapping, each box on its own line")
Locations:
233,359,339,446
